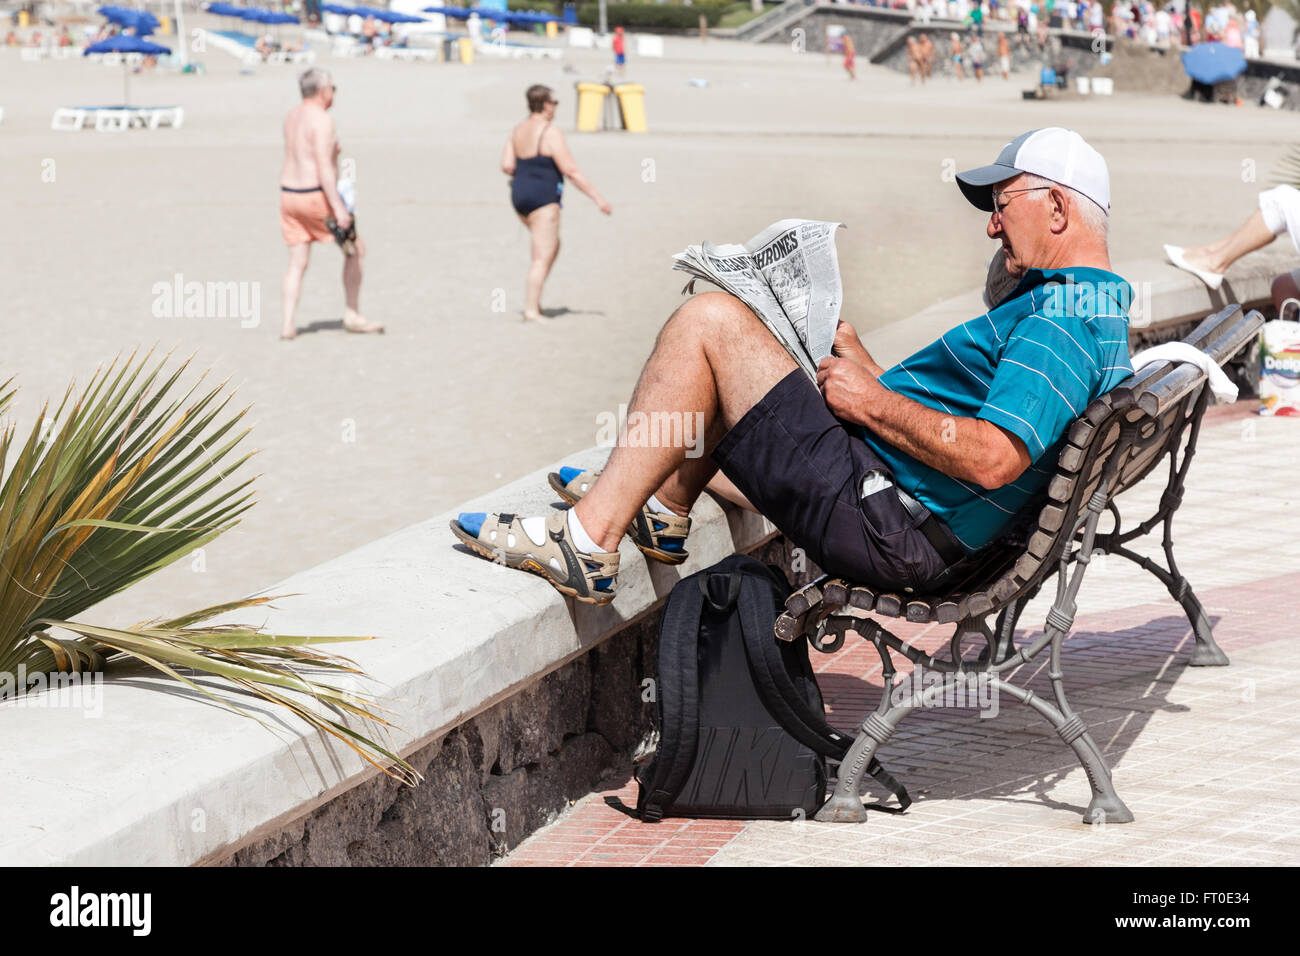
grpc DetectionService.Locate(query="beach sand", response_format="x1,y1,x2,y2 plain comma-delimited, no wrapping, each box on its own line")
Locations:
1,25,1292,625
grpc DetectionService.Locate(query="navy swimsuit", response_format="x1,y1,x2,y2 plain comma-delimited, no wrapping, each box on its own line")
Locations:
510,124,563,217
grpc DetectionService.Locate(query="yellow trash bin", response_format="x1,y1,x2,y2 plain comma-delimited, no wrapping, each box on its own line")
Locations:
545,20,557,38
457,36,474,64
18,10,29,27
575,81,610,133
613,83,647,133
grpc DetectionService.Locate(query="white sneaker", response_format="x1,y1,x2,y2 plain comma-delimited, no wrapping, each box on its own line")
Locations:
1164,244,1224,291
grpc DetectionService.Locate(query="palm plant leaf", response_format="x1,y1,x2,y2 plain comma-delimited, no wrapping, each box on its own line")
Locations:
0,354,419,786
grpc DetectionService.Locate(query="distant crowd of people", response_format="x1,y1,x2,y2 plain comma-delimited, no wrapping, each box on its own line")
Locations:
4,21,98,49
838,0,1269,59
904,29,1015,82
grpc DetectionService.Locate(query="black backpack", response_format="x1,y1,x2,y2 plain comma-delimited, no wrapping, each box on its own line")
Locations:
633,553,911,822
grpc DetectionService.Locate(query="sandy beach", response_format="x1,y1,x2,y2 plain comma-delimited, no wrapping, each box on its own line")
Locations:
2,22,1294,626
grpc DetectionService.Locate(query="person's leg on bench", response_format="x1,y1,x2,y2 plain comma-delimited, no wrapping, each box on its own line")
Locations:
453,291,798,602
574,291,797,551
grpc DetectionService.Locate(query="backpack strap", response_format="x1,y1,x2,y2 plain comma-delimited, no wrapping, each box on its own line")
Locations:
635,569,707,823
735,571,912,813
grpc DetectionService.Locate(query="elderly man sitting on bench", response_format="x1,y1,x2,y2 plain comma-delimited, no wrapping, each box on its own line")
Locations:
452,127,1136,605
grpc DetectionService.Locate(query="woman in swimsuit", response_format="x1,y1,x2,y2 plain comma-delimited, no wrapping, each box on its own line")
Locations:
501,84,612,323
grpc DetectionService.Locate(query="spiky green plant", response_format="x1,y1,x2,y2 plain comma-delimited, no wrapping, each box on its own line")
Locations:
0,352,418,786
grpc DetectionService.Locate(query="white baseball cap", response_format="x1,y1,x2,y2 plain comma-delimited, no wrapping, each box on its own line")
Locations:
956,127,1110,214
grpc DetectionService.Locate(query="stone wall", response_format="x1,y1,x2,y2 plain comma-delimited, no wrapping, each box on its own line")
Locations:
220,536,807,866
761,6,912,56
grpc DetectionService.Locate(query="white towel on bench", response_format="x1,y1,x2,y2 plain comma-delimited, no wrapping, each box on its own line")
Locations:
1130,342,1239,404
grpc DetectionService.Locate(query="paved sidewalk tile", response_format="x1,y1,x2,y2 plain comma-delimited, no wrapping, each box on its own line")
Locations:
501,415,1300,867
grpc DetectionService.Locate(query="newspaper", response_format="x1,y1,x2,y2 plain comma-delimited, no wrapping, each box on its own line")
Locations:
672,219,846,381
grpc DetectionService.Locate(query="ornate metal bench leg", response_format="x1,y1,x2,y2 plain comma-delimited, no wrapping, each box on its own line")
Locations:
1175,579,1229,667
989,597,1028,665
1112,540,1229,667
816,711,903,823
1063,720,1135,825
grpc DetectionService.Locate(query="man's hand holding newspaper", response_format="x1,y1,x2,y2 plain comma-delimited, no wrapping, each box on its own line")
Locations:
673,219,847,381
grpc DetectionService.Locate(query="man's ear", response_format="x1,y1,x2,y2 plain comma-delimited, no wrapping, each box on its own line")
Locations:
1049,187,1070,235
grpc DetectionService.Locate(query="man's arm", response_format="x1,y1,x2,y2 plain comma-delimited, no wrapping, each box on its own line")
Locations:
312,115,349,230
817,321,1031,490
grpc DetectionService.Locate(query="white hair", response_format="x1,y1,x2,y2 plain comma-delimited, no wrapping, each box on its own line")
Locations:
299,68,332,99
1019,172,1109,241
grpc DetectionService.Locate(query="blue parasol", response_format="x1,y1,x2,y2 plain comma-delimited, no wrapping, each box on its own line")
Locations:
98,5,161,36
1181,42,1247,86
84,34,172,105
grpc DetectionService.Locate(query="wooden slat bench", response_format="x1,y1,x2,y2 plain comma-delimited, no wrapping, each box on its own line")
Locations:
774,303,1265,824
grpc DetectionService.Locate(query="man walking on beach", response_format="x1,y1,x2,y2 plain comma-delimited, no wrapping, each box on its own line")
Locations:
279,67,382,340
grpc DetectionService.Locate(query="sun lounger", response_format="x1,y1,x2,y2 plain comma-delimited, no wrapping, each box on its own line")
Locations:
52,107,94,131
197,28,261,66
474,40,562,61
94,108,132,132
374,45,438,62
52,106,184,132
331,35,368,57
134,106,184,129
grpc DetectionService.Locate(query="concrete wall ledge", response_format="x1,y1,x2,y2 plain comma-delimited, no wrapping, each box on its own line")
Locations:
0,445,776,866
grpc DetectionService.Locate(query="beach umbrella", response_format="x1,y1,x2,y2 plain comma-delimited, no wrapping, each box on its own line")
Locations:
98,5,159,35
424,6,473,20
84,34,172,106
204,3,238,30
1181,42,1247,85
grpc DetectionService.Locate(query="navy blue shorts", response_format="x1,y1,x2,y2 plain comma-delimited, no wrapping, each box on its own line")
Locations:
712,369,958,593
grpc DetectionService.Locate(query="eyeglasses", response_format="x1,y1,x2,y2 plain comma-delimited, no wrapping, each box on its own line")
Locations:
990,185,1050,218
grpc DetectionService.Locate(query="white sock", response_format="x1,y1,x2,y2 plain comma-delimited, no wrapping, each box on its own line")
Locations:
567,509,605,554
647,493,686,516
520,515,547,548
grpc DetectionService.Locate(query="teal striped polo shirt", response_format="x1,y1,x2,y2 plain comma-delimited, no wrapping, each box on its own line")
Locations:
860,267,1134,552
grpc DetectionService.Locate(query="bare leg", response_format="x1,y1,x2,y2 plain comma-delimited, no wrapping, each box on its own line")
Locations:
523,204,561,322
705,470,759,513
1180,210,1277,275
573,292,797,552
343,236,383,333
280,241,311,340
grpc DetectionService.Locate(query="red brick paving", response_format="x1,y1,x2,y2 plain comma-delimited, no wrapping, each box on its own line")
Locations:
502,569,1298,867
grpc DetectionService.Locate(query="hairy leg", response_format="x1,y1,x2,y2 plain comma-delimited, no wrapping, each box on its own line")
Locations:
573,291,798,551
280,242,311,339
524,204,560,321
1182,210,1276,274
